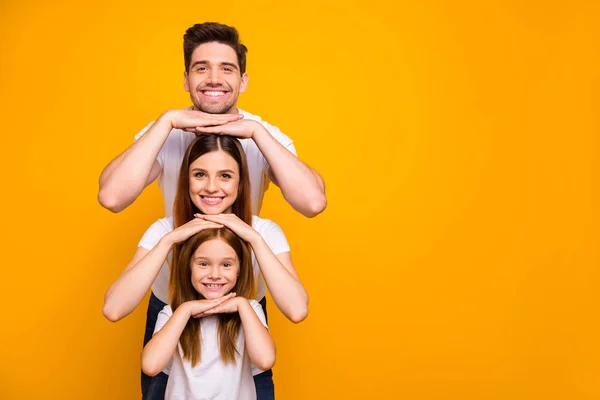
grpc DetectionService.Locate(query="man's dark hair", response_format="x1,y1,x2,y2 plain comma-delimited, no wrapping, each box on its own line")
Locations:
184,22,248,74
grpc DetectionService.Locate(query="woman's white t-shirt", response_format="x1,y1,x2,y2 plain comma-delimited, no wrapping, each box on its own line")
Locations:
154,300,267,400
137,215,291,304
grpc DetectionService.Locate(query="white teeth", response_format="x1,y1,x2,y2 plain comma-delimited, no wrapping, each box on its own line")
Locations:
202,196,223,204
204,91,225,96
206,284,223,288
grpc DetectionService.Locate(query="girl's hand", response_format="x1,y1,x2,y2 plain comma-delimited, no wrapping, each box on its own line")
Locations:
196,297,244,317
194,213,259,244
186,293,237,318
164,217,223,246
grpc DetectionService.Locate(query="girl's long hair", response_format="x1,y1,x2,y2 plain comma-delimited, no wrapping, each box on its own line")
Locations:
170,228,255,366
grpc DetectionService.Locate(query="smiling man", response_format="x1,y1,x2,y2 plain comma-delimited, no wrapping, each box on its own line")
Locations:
98,22,325,400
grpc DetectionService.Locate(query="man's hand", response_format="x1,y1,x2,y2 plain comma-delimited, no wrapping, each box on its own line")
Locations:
163,109,243,131
193,119,262,139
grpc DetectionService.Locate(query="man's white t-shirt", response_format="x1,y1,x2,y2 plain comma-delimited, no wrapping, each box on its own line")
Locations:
138,216,290,304
134,109,297,217
154,300,267,400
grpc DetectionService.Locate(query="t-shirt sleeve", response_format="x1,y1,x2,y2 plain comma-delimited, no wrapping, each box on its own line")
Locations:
153,305,174,335
138,218,172,250
261,219,291,255
248,300,268,329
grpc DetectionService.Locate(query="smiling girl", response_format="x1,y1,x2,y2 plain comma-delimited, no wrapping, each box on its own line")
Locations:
141,227,275,400
103,134,308,399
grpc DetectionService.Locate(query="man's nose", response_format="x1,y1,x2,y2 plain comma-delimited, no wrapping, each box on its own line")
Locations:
206,69,222,85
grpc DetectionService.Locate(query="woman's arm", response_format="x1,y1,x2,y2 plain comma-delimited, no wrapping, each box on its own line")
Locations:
248,241,308,324
102,218,224,322
197,214,309,323
102,238,172,322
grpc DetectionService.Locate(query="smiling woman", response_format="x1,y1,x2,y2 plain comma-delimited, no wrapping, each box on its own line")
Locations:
102,134,309,399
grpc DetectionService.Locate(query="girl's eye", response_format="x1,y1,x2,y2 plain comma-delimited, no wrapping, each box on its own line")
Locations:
221,173,231,179
199,262,209,267
223,263,231,268
194,172,205,178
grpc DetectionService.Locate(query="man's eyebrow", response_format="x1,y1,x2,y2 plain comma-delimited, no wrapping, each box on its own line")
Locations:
190,60,239,70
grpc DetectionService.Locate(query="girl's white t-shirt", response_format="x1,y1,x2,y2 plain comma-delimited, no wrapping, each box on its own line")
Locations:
154,300,267,400
137,215,291,305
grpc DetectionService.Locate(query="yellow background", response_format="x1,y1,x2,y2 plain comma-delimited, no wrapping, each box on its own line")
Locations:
1,0,598,399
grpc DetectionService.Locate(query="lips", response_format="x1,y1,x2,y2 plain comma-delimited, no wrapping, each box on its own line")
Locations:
200,196,224,206
203,283,225,289
201,90,227,97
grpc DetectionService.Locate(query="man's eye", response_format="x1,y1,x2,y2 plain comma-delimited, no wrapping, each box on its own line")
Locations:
197,66,207,71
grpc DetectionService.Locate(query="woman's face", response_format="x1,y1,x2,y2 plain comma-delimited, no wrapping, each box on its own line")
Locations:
191,238,239,299
188,150,240,215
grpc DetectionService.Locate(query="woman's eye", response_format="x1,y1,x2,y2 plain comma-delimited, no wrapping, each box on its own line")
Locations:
221,173,231,179
194,172,205,178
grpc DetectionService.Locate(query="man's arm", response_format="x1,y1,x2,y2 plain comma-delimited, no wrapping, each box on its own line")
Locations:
97,110,243,213
194,120,327,218
252,123,327,218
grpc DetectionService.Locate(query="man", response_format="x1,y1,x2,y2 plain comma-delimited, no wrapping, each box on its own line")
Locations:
98,22,326,399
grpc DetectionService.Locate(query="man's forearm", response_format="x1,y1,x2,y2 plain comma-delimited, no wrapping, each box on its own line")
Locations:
252,125,327,218
98,114,173,212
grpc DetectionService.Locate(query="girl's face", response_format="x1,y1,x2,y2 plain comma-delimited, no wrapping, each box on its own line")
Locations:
191,238,239,300
189,150,239,215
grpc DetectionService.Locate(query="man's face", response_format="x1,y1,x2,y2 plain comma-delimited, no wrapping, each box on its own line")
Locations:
184,42,248,114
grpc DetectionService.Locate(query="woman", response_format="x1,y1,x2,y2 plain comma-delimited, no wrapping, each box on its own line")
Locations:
103,134,308,399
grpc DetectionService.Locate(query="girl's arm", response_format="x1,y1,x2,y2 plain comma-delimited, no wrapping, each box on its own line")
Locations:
142,295,236,376
237,298,276,370
141,304,191,377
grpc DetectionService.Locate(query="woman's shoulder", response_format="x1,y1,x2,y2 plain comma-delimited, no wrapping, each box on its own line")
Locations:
251,215,280,232
148,216,175,234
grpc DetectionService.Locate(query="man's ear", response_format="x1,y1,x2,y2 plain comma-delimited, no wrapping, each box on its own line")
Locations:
184,71,190,92
239,73,249,94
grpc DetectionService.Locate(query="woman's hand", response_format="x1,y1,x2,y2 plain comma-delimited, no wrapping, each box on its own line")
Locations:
164,217,223,246
185,293,237,318
195,213,260,244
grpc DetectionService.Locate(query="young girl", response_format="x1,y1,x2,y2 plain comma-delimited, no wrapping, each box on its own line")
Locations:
103,134,308,399
141,227,275,400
